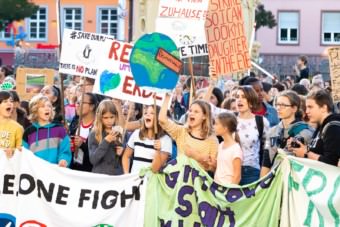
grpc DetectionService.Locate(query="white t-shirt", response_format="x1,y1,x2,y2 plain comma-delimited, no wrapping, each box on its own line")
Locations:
214,142,243,185
73,121,93,165
237,117,269,169
127,129,172,173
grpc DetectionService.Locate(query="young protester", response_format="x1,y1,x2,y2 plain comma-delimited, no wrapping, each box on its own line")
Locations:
23,95,71,167
235,86,270,185
0,91,24,158
69,93,98,172
214,112,242,185
261,91,314,177
122,105,172,173
294,55,310,82
9,90,30,128
291,90,340,166
40,85,63,123
159,93,218,172
88,99,124,175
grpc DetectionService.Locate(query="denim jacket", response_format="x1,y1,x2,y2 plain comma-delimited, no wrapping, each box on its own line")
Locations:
264,102,279,127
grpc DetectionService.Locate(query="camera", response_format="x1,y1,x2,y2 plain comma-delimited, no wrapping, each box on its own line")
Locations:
291,135,305,148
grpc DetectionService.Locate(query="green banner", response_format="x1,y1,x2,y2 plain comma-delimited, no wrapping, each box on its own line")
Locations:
144,156,283,227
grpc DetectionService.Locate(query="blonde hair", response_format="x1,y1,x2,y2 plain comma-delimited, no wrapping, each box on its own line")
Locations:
93,99,118,143
187,100,212,139
28,94,54,123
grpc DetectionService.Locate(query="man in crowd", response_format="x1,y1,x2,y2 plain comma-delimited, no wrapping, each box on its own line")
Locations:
294,55,310,82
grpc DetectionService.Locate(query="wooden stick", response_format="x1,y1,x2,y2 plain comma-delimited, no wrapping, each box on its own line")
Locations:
74,78,86,158
188,57,195,106
153,94,158,138
122,101,134,142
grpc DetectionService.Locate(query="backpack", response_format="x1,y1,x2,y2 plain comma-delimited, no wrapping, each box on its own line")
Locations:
320,121,340,140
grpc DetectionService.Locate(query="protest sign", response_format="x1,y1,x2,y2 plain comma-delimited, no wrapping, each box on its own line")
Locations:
280,155,340,227
144,156,283,227
130,32,182,92
60,29,166,106
205,0,251,76
16,67,55,101
156,0,209,58
0,149,146,227
328,47,340,102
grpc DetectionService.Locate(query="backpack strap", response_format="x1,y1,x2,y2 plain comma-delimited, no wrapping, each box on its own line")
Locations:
321,121,340,140
255,115,265,165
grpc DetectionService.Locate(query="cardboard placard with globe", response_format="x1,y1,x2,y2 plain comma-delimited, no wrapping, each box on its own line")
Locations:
130,32,182,92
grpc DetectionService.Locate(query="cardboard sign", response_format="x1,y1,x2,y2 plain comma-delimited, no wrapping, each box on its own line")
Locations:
205,0,251,76
156,0,209,58
16,68,55,101
156,48,183,74
328,47,340,102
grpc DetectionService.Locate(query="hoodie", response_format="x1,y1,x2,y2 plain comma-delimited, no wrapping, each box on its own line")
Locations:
309,114,340,166
23,122,72,166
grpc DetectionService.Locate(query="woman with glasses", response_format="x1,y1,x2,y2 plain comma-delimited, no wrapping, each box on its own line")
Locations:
69,93,98,172
260,90,314,177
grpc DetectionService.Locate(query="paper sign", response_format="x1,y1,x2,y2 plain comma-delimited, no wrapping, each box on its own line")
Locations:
156,48,183,74
328,47,340,102
205,0,251,76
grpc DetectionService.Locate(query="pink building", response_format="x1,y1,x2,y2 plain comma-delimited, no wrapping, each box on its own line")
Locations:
256,0,340,80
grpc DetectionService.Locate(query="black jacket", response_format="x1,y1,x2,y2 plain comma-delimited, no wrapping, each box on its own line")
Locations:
309,114,340,166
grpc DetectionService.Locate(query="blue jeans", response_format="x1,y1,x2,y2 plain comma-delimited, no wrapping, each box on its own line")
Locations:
240,166,260,185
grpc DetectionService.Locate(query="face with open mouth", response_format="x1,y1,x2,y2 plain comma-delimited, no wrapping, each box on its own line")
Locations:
235,89,251,113
0,98,14,118
38,101,53,123
143,106,154,129
187,103,205,129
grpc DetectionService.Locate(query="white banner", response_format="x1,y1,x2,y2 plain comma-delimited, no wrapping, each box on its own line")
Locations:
280,155,340,227
156,0,209,58
59,29,165,106
0,148,146,227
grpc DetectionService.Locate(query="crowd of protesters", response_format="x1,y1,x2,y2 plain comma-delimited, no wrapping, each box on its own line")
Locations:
1,54,339,186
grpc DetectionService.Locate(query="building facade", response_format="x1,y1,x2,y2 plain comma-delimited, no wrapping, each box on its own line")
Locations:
256,0,340,80
0,0,130,68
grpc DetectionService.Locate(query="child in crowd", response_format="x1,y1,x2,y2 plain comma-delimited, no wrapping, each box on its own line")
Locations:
214,112,243,185
0,91,24,158
40,85,63,123
88,100,124,175
159,93,218,171
23,95,71,167
122,105,172,173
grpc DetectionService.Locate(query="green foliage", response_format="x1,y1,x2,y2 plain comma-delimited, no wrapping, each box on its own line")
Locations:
0,0,38,31
255,4,277,31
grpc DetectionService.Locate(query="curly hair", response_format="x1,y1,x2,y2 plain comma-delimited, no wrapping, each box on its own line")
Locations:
28,94,55,123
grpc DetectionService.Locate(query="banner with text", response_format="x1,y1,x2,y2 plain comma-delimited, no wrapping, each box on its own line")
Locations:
0,149,146,227
156,0,209,58
144,156,283,227
280,155,340,227
328,47,340,102
59,29,165,106
205,0,251,76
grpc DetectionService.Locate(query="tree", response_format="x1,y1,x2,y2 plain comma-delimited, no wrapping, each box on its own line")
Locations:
255,4,277,31
0,0,38,31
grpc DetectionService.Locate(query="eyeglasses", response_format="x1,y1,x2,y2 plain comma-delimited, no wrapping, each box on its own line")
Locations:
275,103,293,108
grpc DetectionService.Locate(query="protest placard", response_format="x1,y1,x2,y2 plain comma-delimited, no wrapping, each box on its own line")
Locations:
16,67,55,101
156,0,209,58
60,29,166,106
0,149,146,227
328,47,340,102
205,0,251,76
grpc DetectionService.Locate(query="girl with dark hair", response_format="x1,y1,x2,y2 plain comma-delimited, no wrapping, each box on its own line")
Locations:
40,85,63,123
159,93,218,172
236,86,270,185
9,90,30,128
0,91,23,158
122,105,172,173
261,91,314,176
69,93,98,172
214,112,243,185
88,100,123,175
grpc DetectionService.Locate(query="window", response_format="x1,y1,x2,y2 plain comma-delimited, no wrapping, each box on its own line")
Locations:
181,55,209,77
278,12,299,44
0,27,11,40
28,7,47,40
322,12,340,44
98,8,118,37
64,8,82,30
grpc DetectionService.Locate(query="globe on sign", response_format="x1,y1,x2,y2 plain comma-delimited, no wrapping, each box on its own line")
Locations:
99,70,121,94
130,32,181,91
